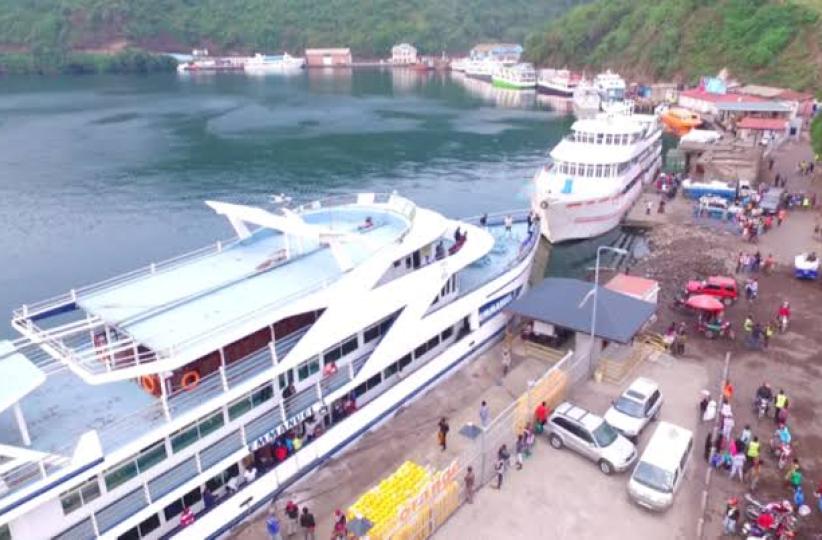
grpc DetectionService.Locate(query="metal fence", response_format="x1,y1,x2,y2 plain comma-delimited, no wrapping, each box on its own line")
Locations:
380,348,590,540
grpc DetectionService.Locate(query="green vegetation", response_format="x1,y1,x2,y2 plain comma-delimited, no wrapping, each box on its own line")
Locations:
0,0,583,75
525,0,822,90
0,49,177,75
812,115,822,160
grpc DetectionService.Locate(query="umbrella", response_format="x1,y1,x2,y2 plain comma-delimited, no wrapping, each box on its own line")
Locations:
347,517,374,537
685,294,724,313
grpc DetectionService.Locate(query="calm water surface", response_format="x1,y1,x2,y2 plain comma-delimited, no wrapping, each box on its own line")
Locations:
0,69,575,337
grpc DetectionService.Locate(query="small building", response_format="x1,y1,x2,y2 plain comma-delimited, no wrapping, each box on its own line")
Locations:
737,85,816,118
735,116,789,144
305,48,352,67
677,88,765,117
506,278,657,377
605,274,660,304
469,43,522,63
391,43,417,65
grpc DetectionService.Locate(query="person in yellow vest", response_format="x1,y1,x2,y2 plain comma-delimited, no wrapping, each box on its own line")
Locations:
774,389,789,423
746,436,761,468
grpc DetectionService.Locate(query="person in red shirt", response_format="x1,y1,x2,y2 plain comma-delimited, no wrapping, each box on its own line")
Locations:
722,380,734,402
777,301,791,331
180,506,195,527
534,401,549,431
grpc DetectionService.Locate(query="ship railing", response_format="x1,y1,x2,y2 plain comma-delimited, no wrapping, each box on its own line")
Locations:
12,237,240,323
0,446,75,506
294,192,417,224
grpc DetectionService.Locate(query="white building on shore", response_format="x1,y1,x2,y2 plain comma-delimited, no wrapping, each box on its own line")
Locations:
391,43,418,65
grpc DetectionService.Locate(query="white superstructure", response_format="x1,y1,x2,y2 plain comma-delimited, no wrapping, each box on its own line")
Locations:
0,193,538,540
594,70,627,104
532,110,663,242
244,53,305,73
572,81,601,118
492,63,536,90
537,69,580,97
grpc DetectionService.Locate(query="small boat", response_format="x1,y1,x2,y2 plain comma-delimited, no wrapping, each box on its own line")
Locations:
660,107,702,135
491,63,536,90
795,252,819,279
536,69,580,97
244,53,305,73
464,59,498,81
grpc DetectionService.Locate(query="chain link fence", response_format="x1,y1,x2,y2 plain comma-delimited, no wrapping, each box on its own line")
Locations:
379,348,590,540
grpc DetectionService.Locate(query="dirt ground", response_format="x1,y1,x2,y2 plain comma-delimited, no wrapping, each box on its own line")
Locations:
630,138,822,538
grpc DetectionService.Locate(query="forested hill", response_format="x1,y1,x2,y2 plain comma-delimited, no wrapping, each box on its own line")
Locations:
525,0,822,91
0,0,582,56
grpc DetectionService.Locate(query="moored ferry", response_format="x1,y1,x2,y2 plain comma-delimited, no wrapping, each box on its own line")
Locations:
537,68,580,97
491,63,536,90
244,53,305,73
0,193,538,540
531,109,663,242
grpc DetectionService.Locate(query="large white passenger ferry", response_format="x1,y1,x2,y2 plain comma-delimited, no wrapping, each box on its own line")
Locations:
0,193,537,540
531,110,662,243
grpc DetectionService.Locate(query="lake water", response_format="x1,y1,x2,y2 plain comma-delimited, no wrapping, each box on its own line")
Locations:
0,69,579,338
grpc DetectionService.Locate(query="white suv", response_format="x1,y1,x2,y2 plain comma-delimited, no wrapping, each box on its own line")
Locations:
547,402,637,474
604,377,664,441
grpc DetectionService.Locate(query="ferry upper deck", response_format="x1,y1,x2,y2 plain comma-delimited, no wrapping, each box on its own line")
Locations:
11,194,415,382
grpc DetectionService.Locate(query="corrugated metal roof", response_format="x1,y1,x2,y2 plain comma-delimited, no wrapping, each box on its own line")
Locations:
505,278,656,344
716,101,793,112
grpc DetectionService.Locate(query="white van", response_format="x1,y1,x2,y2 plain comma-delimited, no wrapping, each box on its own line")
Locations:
627,421,693,510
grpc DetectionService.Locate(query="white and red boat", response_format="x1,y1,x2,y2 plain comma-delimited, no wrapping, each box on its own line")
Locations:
531,106,662,243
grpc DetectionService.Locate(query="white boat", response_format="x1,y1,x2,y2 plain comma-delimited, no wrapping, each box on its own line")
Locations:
464,59,499,81
0,193,538,540
449,57,469,72
244,53,305,73
572,81,601,118
491,63,536,90
531,110,663,243
536,69,580,97
594,70,627,104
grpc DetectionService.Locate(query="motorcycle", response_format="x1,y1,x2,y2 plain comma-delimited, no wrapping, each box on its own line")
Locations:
698,318,735,340
753,396,769,420
744,495,797,533
770,439,793,470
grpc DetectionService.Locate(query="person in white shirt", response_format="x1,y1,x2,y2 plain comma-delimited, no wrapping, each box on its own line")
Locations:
244,465,257,484
504,215,513,238
226,474,239,494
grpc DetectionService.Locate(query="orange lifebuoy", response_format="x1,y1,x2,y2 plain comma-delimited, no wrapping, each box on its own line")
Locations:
140,375,157,395
181,370,200,391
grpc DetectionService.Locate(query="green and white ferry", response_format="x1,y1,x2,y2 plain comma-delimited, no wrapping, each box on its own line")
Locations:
491,63,536,90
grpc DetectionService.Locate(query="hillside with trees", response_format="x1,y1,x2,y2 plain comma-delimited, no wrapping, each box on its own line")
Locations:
525,0,822,90
0,0,582,74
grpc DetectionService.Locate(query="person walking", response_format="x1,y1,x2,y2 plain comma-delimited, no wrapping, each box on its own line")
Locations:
534,401,548,433
284,500,299,537
721,414,735,442
299,507,316,540
464,466,475,503
502,347,511,376
438,417,449,451
504,215,513,238
774,389,789,423
479,401,490,428
723,498,740,534
746,436,761,468
729,450,745,482
515,434,525,470
494,457,505,489
266,510,283,540
722,380,734,402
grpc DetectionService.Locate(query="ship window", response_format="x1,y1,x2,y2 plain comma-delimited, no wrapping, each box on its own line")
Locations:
183,486,202,507
596,133,603,144
323,346,342,364
278,369,294,390
298,356,320,381
0,525,9,540
441,327,454,341
353,382,367,398
568,163,576,176
251,383,274,406
341,336,358,355
364,325,380,343
198,411,225,438
384,362,399,378
118,527,139,540
595,164,603,177
60,477,101,514
366,373,382,391
379,316,395,334
414,343,427,358
139,514,161,536
586,164,595,177
163,499,184,521
427,335,440,350
228,396,253,420
605,134,613,145
399,354,412,370
104,460,138,491
171,423,200,453
136,441,167,473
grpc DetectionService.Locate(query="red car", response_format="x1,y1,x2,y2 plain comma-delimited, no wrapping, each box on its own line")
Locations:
686,276,738,305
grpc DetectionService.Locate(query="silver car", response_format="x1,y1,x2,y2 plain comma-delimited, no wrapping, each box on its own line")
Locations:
604,377,664,441
547,401,637,475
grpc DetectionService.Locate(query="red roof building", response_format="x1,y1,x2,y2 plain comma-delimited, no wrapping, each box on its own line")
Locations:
736,117,788,131
605,274,659,304
678,89,765,116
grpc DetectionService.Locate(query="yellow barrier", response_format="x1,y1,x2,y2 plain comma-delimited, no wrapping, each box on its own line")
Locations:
514,368,568,433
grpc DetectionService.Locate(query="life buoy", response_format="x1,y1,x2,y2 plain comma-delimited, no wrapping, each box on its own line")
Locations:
540,201,548,210
140,375,157,394
181,370,200,391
